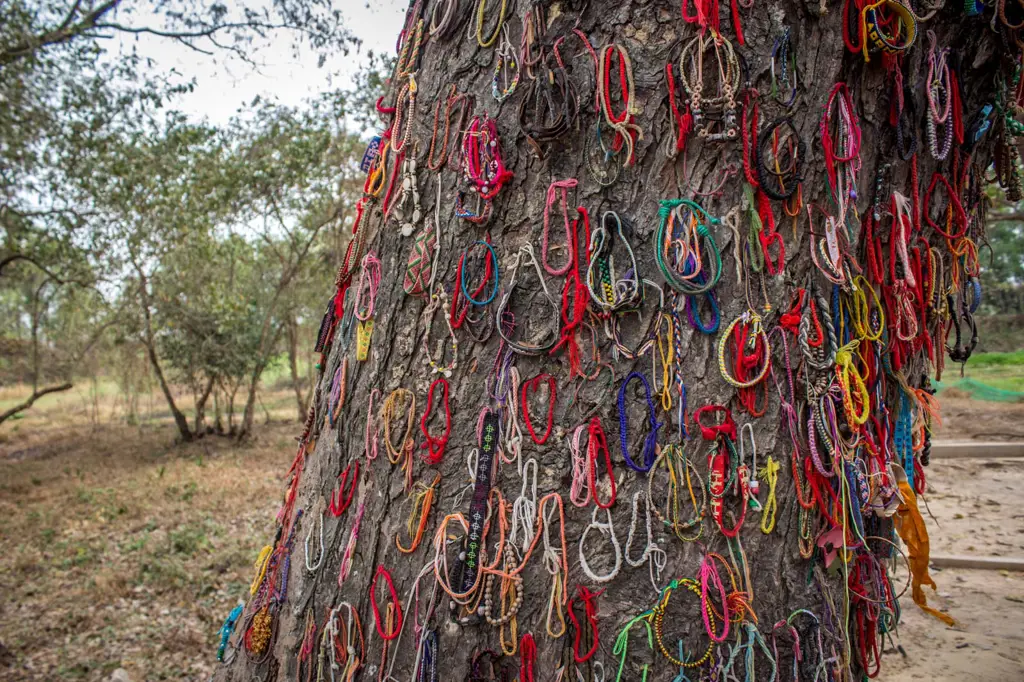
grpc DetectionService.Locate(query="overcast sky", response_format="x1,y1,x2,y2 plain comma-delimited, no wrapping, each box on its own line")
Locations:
120,1,408,125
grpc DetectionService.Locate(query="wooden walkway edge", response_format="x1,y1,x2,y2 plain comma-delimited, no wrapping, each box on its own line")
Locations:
931,441,1024,459
930,554,1024,571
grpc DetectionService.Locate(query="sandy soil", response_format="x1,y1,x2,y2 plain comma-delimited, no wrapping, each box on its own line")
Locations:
936,393,1024,441
884,457,1024,681
0,393,1022,681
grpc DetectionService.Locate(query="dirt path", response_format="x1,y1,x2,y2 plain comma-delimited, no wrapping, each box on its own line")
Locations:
0,410,1022,680
885,457,1024,681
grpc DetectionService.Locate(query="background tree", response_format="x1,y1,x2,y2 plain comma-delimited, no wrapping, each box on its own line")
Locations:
217,1,1012,681
0,0,357,426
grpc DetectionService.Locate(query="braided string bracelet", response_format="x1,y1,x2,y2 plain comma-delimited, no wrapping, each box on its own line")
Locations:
542,179,579,275
495,244,562,355
655,199,723,296
420,377,451,464
335,501,364,585
579,507,622,583
370,565,403,641
520,372,556,444
617,371,663,473
396,473,442,554
568,424,591,507
587,416,617,509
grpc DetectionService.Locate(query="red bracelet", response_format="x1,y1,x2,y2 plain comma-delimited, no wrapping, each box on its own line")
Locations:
370,565,402,641
328,460,359,517
420,377,451,465
567,585,601,663
519,633,536,682
693,405,736,442
587,417,616,509
924,172,967,240
520,373,556,444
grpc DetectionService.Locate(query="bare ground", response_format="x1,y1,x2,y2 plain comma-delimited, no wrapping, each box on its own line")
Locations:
0,391,1021,681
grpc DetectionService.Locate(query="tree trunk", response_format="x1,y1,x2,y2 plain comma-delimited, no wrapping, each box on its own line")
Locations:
238,361,267,441
194,375,216,435
286,313,308,421
238,323,286,440
135,267,194,442
216,2,1003,681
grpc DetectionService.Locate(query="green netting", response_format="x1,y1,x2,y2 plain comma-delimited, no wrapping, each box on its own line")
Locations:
934,377,1024,402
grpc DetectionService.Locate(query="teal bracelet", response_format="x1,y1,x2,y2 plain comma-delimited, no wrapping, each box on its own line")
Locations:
655,199,723,296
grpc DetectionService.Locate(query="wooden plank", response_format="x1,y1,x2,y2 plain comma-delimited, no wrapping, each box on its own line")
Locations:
930,554,1024,571
930,441,1024,459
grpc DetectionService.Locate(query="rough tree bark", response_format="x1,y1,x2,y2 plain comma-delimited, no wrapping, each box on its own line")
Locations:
217,1,1006,681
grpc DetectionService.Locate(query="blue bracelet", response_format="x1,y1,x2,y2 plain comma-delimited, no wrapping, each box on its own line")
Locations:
968,277,982,314
617,371,663,473
460,240,500,306
217,604,244,661
682,255,720,334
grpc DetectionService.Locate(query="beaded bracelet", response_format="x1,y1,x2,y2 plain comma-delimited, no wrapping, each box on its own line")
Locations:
617,371,662,473
389,77,417,155
492,26,520,102
650,578,715,668
423,285,458,376
457,114,513,223
678,29,740,141
586,210,641,312
926,32,954,161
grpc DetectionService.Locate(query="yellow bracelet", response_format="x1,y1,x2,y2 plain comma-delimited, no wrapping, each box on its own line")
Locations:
835,341,870,426
850,275,884,341
250,545,273,595
718,311,772,389
475,0,507,48
651,579,714,668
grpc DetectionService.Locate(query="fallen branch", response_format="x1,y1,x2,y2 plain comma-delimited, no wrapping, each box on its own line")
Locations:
0,383,74,425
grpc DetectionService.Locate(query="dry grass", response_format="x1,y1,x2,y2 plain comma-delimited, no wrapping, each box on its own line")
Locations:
2,371,1022,681
0,384,301,682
